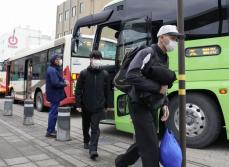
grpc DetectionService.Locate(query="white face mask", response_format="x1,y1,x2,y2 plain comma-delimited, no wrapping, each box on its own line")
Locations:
59,59,63,66
91,59,101,68
165,40,177,52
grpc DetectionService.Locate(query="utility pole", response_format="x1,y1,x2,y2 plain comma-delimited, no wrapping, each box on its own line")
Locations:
177,0,186,167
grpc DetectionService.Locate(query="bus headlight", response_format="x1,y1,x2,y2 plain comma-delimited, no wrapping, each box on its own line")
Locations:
72,73,80,80
117,95,129,116
72,73,77,80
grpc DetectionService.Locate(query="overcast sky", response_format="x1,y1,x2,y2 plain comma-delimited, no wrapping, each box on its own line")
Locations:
0,0,65,37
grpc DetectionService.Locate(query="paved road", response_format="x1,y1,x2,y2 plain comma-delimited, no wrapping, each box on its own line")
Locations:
0,99,229,167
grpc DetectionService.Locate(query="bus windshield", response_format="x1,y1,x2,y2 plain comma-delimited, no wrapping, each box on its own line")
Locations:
72,37,116,60
72,37,92,58
117,19,150,64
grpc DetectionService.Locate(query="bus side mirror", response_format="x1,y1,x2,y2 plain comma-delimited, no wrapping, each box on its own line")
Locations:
71,38,79,53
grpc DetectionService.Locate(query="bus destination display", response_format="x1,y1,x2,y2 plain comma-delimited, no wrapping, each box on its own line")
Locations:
185,45,221,57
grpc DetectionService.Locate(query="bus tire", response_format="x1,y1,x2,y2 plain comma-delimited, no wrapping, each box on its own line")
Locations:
35,91,44,112
167,93,222,148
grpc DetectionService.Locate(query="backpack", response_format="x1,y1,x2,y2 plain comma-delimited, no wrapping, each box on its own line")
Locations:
113,45,150,93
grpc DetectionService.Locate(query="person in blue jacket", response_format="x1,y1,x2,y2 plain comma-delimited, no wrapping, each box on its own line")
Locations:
45,54,68,138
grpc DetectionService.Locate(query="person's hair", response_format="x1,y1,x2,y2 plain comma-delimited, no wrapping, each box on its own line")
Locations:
50,53,59,65
89,50,103,59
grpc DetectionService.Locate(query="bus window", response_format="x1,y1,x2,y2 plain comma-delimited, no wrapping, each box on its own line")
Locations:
10,59,25,81
99,40,116,60
48,46,63,61
117,19,149,64
71,26,95,58
184,0,228,40
0,62,4,72
32,51,47,80
98,26,117,60
47,46,64,68
75,37,93,57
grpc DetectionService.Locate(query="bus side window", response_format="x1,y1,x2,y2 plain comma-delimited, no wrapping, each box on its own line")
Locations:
98,25,119,60
0,62,3,71
32,51,47,80
99,40,117,60
48,46,64,62
184,0,228,40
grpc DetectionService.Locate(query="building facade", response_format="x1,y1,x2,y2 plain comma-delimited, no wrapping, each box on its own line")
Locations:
56,0,111,38
0,26,51,62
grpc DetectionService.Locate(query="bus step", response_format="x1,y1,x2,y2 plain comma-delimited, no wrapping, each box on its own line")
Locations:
100,119,115,125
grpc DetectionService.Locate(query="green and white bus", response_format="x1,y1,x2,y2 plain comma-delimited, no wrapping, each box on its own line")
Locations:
72,0,229,148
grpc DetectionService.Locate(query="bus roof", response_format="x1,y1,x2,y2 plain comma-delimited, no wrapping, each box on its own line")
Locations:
9,35,71,62
104,0,123,9
9,34,96,61
73,0,225,38
9,34,116,62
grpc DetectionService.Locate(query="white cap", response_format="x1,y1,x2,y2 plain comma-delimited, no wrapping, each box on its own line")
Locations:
157,25,183,38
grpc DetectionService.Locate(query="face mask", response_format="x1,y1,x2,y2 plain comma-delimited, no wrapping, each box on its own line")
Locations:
165,40,177,52
91,59,101,68
59,59,63,66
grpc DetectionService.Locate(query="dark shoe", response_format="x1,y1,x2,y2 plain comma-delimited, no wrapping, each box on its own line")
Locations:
53,130,57,134
90,151,99,160
115,155,127,167
84,143,89,149
45,132,56,138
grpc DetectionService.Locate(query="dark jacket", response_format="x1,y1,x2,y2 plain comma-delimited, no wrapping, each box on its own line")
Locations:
144,65,176,88
75,66,109,112
46,65,66,103
126,44,172,109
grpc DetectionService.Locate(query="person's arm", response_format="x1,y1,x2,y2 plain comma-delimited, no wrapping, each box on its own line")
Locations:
126,48,161,93
49,69,66,88
163,96,169,106
75,70,84,108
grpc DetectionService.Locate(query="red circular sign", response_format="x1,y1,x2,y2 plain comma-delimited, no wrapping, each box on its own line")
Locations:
8,36,18,45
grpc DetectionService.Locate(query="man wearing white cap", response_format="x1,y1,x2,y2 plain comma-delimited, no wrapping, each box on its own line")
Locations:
157,25,183,52
115,25,183,167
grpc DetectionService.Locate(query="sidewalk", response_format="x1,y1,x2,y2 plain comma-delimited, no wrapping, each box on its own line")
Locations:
0,99,229,167
0,107,124,167
0,116,74,167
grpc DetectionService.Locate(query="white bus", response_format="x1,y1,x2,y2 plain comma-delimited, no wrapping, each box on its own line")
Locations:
0,61,7,95
6,35,116,111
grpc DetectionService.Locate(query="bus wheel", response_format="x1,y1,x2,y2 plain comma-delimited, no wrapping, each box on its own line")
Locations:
35,91,44,112
167,93,222,148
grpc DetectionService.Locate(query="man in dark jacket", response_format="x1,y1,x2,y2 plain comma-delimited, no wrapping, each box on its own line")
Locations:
45,54,68,138
75,50,109,160
115,25,183,167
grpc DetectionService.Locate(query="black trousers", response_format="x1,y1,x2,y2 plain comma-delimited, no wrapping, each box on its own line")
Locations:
81,110,103,152
116,101,160,167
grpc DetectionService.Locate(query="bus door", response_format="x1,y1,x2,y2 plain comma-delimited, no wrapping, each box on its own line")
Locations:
6,62,11,95
98,24,119,124
24,59,33,99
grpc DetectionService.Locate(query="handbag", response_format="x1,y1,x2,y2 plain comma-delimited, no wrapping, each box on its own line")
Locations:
160,128,182,167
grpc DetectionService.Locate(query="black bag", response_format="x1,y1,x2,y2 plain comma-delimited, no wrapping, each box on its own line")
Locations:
113,45,147,93
144,66,177,88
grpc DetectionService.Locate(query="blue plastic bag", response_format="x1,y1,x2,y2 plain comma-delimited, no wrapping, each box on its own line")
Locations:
160,128,182,167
